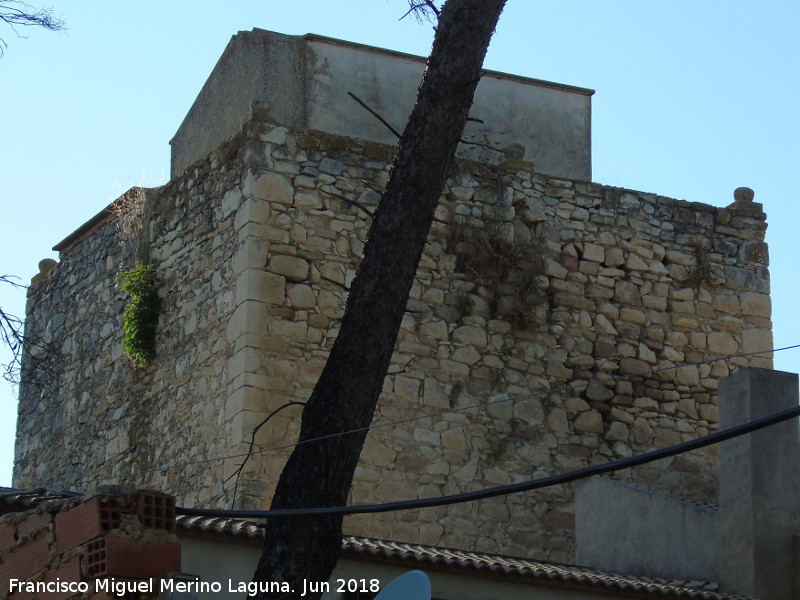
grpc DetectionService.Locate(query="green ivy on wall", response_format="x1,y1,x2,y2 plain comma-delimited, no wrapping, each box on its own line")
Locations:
117,263,160,368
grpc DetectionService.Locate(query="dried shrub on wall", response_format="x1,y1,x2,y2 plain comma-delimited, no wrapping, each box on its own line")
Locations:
112,187,151,264
448,217,547,328
685,239,714,291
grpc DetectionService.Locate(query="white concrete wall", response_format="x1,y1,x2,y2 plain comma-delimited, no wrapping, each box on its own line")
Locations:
575,477,720,582
170,29,593,180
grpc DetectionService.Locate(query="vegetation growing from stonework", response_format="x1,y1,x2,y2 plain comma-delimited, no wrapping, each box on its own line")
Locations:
117,263,160,368
448,217,547,328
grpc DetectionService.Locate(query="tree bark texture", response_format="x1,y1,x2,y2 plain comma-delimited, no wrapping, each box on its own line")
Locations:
252,1,508,597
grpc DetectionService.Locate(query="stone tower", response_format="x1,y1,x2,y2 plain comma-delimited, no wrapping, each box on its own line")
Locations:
16,30,771,563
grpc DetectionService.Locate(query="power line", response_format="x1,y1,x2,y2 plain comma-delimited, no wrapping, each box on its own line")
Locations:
47,344,800,492
177,402,800,517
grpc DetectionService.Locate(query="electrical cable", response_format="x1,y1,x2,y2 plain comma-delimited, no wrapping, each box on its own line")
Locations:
43,344,800,493
176,402,800,518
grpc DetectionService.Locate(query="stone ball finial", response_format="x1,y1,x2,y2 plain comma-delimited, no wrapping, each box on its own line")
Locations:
30,258,59,291
733,187,755,203
38,258,58,275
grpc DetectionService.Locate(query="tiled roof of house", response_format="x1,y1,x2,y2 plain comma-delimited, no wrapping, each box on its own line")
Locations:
0,488,755,599
0,486,77,513
175,514,756,600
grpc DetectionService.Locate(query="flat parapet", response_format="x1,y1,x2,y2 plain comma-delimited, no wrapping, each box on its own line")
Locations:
169,28,593,180
576,477,720,583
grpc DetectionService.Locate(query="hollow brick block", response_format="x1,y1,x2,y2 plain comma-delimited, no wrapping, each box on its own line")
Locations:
134,491,176,533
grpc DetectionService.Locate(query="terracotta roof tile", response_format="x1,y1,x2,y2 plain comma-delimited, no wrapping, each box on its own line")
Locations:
175,514,756,600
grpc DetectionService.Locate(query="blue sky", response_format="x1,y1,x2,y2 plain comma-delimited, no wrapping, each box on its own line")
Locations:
1,0,799,487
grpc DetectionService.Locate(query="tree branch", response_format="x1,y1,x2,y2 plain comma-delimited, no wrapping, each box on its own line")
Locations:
322,187,375,218
0,275,56,386
320,276,350,292
0,1,66,56
347,92,402,139
226,401,306,509
401,0,441,22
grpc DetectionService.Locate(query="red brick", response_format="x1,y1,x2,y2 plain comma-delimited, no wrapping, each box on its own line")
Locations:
0,521,16,549
17,510,54,537
41,556,84,600
55,497,122,554
2,528,51,581
86,535,180,579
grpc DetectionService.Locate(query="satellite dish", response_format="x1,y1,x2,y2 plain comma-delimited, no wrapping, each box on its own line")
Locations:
374,570,431,600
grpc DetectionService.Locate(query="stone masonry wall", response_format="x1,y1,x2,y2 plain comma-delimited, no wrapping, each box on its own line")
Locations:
16,134,249,507
16,108,771,563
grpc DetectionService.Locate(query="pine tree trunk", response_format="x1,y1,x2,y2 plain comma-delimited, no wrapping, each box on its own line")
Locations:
252,1,508,597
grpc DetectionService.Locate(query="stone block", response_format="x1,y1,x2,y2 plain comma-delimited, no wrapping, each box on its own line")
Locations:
243,170,293,205
547,407,570,433
739,292,771,317
619,358,649,375
452,325,488,347
605,421,629,442
452,457,478,482
440,360,470,377
605,246,625,267
287,283,316,309
234,197,271,229
583,243,605,263
235,270,286,305
708,331,737,356
269,255,309,282
625,254,649,271
232,237,268,274
585,382,614,402
269,319,308,340
451,346,481,365
631,417,654,444
614,280,641,305
741,328,773,361
553,292,595,311
221,188,243,217
574,410,604,434
676,365,700,386
441,427,466,451
226,301,269,342
621,308,646,325
227,347,262,379
394,375,421,403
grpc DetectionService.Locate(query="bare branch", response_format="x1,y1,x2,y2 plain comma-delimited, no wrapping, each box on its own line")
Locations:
320,276,350,292
226,401,305,509
401,0,441,22
1,274,57,387
388,356,416,375
347,91,402,139
0,1,66,56
459,136,504,153
322,187,375,219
